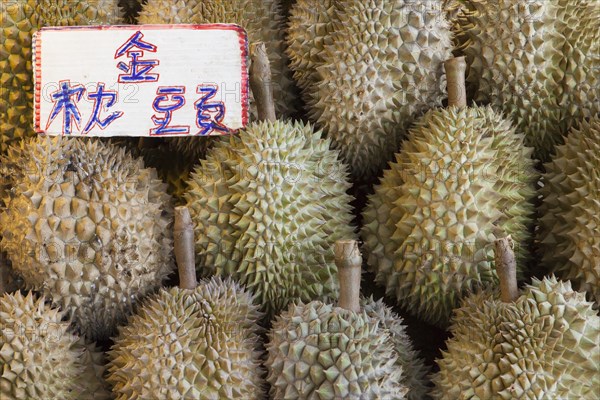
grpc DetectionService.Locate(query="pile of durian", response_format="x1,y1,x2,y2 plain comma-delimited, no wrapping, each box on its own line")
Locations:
1,1,598,399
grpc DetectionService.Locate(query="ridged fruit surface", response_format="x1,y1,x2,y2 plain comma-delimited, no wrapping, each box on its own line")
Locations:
362,106,536,326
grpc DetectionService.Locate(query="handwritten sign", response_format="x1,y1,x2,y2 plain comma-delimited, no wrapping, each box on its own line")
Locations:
33,25,249,136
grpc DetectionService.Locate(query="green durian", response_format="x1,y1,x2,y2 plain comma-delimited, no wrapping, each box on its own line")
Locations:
107,276,264,400
305,0,453,180
538,116,600,305
362,96,536,325
266,240,428,399
0,0,122,153
432,276,600,399
266,300,408,399
457,0,600,161
138,0,297,120
0,291,111,400
184,120,355,317
286,0,337,105
361,297,430,400
0,136,173,341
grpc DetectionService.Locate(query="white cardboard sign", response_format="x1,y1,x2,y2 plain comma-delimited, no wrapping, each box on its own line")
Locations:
33,24,249,137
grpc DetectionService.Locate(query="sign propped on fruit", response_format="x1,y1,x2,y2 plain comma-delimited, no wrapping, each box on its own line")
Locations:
33,25,249,137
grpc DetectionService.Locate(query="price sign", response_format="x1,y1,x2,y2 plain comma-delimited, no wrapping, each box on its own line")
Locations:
33,24,249,136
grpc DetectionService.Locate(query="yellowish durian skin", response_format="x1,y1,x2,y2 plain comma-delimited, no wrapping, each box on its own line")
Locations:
310,0,453,180
432,277,600,399
138,0,297,120
108,276,264,400
0,136,173,342
286,0,337,105
266,301,409,399
539,116,600,305
0,0,122,153
457,0,600,162
361,297,429,400
0,291,111,400
362,106,536,326
184,120,355,318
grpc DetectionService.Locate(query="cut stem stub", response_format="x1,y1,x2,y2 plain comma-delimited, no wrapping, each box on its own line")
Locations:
249,42,276,122
444,56,467,108
494,236,519,303
174,206,197,290
334,240,362,312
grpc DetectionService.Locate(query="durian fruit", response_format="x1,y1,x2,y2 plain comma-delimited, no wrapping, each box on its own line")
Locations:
138,0,297,120
457,0,600,161
0,0,122,153
266,240,431,399
286,0,337,106
305,0,454,180
432,237,600,399
362,58,536,326
538,116,600,305
184,43,355,318
0,291,111,400
108,207,265,399
361,296,430,400
0,136,173,341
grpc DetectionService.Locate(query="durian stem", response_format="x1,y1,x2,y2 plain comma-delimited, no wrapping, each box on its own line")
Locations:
444,57,467,108
249,42,276,122
334,240,362,312
494,236,519,303
174,206,197,290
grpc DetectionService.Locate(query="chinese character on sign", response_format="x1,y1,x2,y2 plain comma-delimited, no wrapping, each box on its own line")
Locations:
46,80,85,134
115,31,159,83
83,83,124,134
150,86,190,135
195,85,229,135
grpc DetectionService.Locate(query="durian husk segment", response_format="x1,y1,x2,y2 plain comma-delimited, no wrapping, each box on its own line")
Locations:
184,120,355,317
138,0,297,120
362,297,430,400
432,277,600,399
0,0,122,153
266,300,409,399
0,292,111,400
0,136,173,341
457,0,600,162
362,106,536,326
539,116,600,305
310,0,453,180
286,0,337,105
107,276,264,400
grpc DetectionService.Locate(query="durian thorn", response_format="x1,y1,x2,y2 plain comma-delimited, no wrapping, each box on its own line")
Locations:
494,236,519,303
334,240,362,312
249,42,276,122
174,206,197,290
444,57,467,108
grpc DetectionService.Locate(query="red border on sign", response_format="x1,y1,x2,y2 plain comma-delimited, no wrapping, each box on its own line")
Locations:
33,24,250,134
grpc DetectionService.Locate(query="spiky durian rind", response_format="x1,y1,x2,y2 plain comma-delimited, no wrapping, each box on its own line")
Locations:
108,276,264,400
362,106,536,326
539,116,600,305
0,136,173,341
266,300,409,399
309,0,453,180
0,0,122,153
361,297,430,400
184,120,355,317
432,276,600,399
0,291,111,400
457,0,600,161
